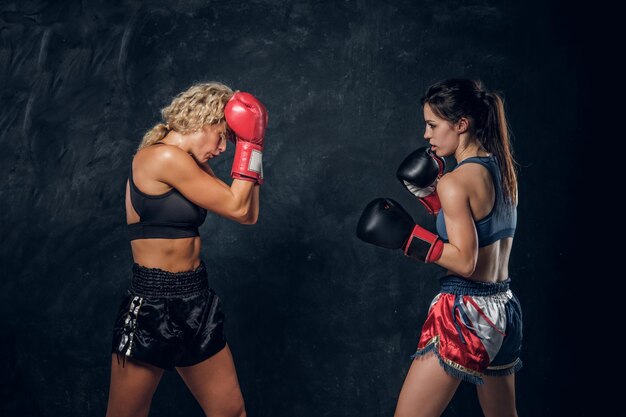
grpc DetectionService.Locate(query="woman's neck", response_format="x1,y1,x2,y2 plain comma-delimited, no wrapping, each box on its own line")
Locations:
159,131,188,152
454,143,489,163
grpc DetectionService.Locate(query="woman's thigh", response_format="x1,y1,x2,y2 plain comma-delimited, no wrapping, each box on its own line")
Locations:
394,352,461,417
476,373,518,417
105,354,165,417
176,344,245,417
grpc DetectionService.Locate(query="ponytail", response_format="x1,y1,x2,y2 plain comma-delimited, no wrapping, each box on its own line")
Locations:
136,82,234,151
138,123,170,150
482,92,518,205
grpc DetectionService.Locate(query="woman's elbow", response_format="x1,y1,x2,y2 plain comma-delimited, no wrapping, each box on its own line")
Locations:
240,214,258,225
442,245,476,277
233,207,258,224
245,208,259,224
248,211,259,224
456,259,477,278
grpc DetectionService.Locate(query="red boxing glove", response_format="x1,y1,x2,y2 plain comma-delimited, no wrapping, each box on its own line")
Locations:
231,141,264,184
404,224,444,263
225,92,268,184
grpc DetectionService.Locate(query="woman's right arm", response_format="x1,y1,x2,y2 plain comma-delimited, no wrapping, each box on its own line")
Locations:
198,159,260,224
157,147,259,224
244,184,260,224
433,174,479,277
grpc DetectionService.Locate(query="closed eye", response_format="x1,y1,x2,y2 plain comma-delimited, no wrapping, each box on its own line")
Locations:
222,128,235,142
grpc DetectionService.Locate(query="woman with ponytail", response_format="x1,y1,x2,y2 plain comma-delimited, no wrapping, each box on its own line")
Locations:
105,82,267,417
390,79,522,416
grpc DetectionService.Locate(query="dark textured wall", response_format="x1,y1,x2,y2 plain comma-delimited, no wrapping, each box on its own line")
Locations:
1,1,594,416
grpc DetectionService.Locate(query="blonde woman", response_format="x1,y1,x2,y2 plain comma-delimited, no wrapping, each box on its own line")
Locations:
105,82,266,417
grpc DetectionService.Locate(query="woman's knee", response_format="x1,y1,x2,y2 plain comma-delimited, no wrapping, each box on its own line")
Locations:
105,401,152,417
205,402,245,417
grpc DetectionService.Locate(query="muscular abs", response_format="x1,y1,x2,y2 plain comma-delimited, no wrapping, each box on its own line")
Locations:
126,181,203,272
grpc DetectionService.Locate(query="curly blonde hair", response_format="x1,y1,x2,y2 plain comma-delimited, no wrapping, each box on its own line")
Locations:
138,82,234,150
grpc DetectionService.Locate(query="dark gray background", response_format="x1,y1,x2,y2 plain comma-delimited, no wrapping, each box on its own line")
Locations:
0,0,599,416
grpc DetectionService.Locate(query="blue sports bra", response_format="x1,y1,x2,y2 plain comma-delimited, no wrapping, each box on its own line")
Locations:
436,155,516,247
127,165,207,240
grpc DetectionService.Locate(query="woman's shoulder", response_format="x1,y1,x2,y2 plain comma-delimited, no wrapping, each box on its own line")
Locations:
133,144,195,170
438,170,469,203
442,160,495,209
453,158,491,174
132,145,201,188
449,161,492,187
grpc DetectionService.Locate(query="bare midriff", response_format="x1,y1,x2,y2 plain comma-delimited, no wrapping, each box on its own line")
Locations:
450,237,513,283
130,237,203,272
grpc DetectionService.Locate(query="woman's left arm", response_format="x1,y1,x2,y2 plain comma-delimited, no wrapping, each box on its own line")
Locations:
198,160,260,223
247,185,260,223
197,161,217,177
434,174,479,277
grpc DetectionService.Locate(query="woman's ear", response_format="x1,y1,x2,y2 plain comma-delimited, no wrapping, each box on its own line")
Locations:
457,117,470,134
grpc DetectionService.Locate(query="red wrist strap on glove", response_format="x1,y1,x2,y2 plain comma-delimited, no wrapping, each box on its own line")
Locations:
404,224,444,263
231,141,263,184
419,191,442,215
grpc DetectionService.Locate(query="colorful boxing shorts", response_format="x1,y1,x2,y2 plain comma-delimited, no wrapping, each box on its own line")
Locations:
111,261,226,370
413,275,523,384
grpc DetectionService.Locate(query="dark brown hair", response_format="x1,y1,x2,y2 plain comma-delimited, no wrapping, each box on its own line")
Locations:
421,79,517,204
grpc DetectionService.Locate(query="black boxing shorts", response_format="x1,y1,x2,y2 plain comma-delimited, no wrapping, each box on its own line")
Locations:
111,261,226,370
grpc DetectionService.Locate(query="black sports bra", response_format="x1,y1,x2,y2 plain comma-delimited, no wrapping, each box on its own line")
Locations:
127,165,207,240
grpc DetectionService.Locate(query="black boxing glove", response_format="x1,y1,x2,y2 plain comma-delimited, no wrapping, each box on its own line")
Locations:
356,198,444,263
396,147,445,215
